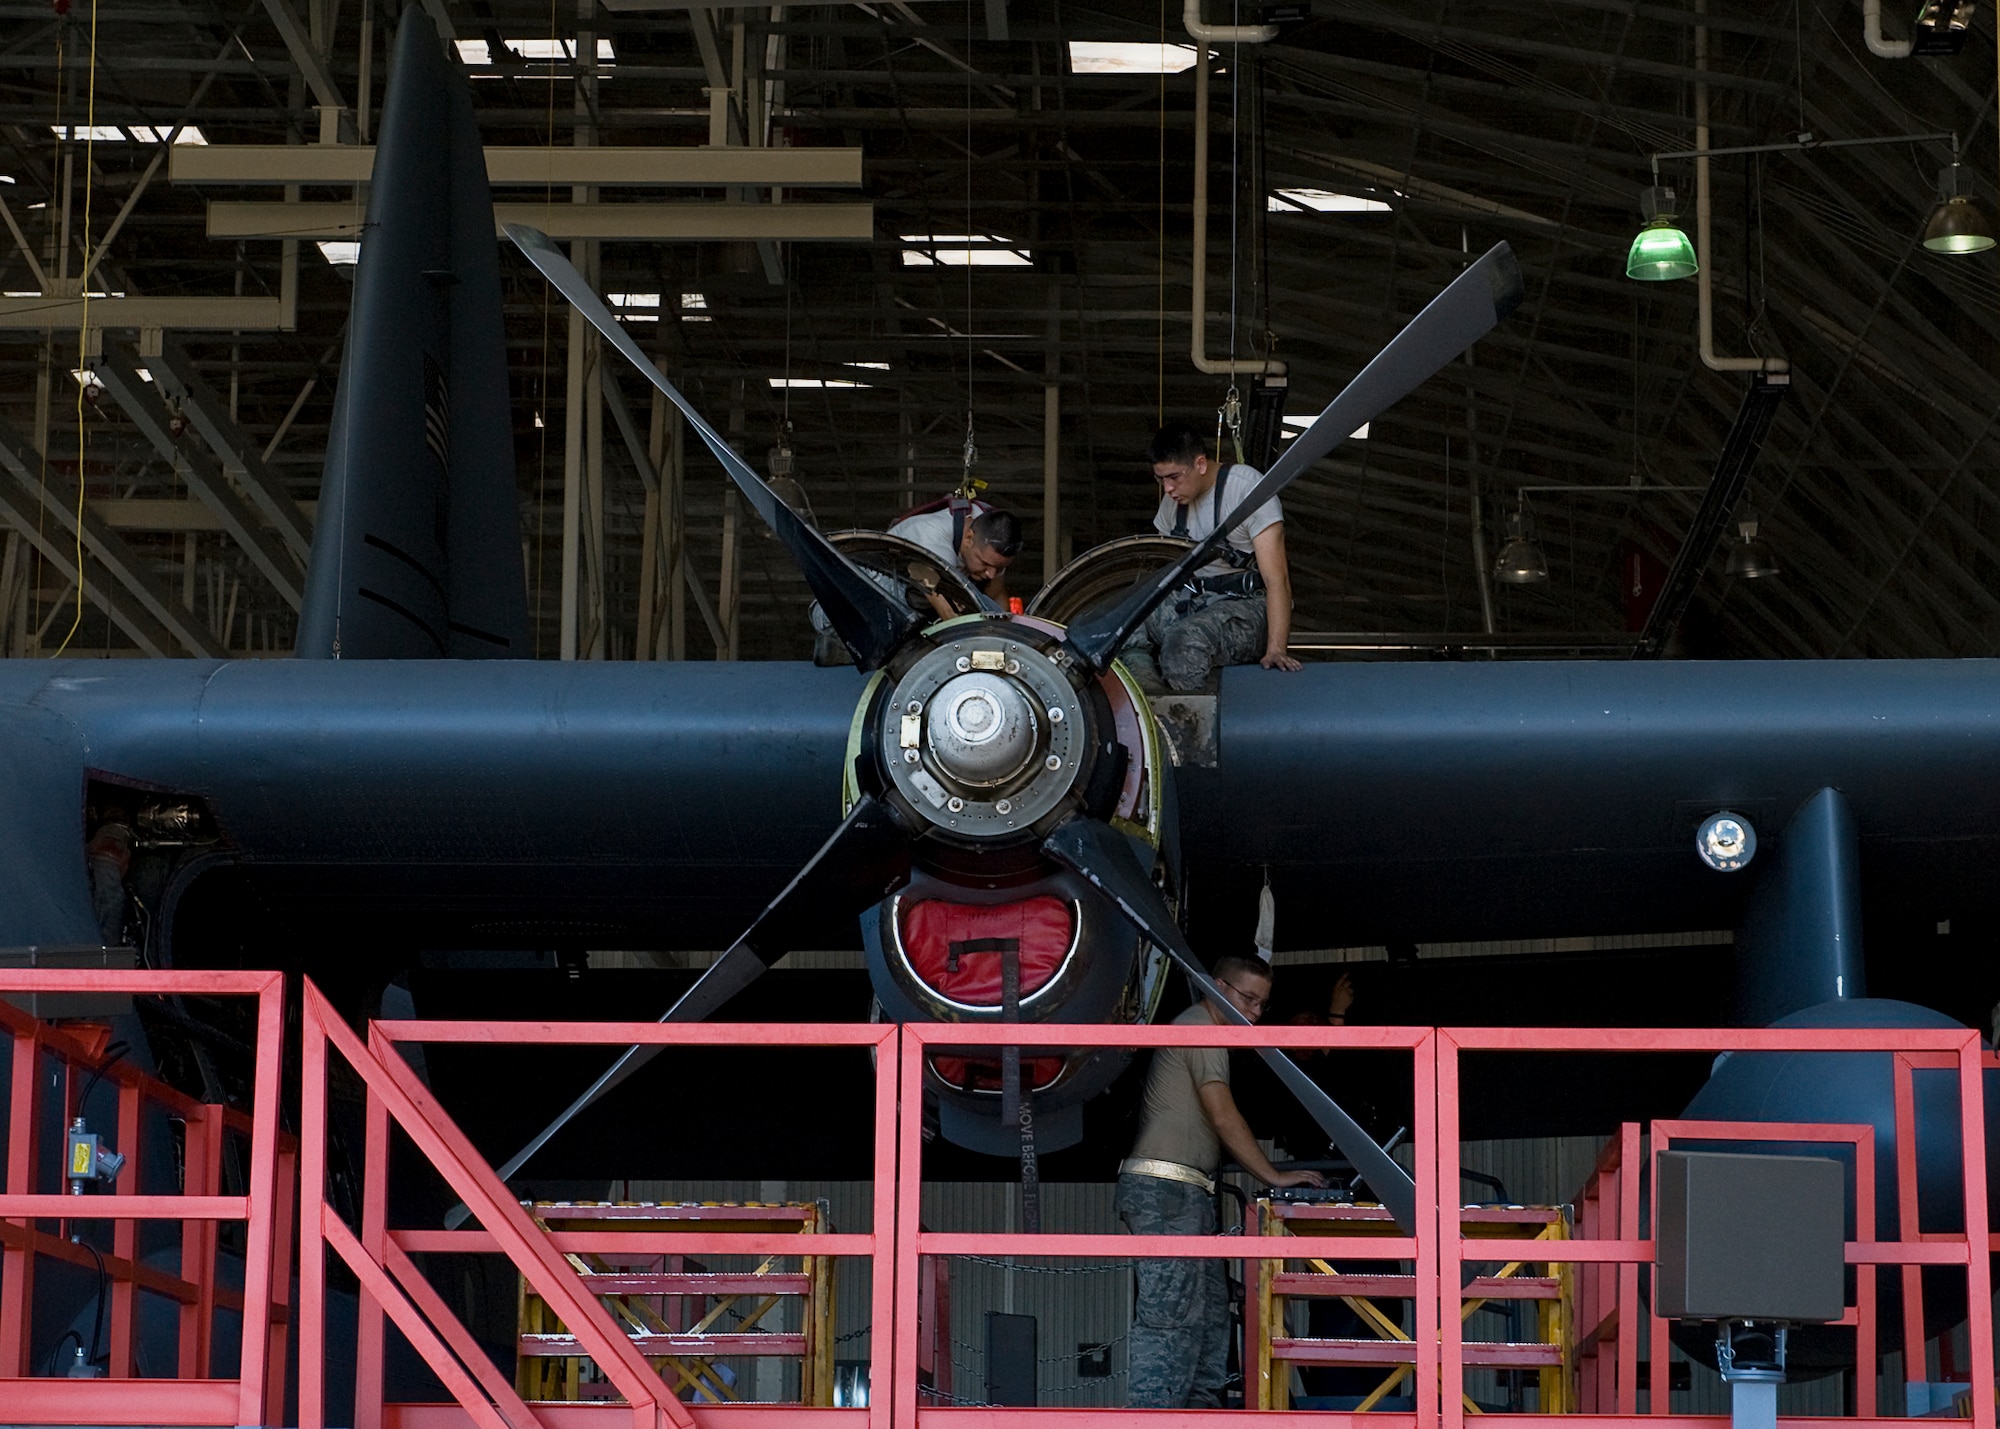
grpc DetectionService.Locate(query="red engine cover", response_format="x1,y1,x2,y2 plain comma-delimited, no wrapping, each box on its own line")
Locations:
899,896,1073,1007
929,1053,1065,1092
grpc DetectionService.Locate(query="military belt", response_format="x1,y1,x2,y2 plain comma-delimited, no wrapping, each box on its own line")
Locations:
1119,1157,1217,1194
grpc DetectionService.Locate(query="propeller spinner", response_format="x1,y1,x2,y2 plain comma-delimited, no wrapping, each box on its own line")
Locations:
474,224,1524,1234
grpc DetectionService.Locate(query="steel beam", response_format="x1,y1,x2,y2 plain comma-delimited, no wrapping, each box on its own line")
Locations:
88,499,319,532
144,339,315,562
93,349,305,611
171,144,863,187
205,200,875,242
259,0,347,116
0,296,287,332
0,417,221,656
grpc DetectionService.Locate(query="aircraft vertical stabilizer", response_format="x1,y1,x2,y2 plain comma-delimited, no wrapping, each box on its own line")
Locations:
297,10,529,659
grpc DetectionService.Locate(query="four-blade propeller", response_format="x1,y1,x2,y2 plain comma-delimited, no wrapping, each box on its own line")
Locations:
481,225,1523,1234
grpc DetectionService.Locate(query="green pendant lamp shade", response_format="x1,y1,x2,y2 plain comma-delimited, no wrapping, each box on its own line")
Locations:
1923,164,1995,255
1627,219,1700,280
1626,185,1698,282
1923,195,1996,254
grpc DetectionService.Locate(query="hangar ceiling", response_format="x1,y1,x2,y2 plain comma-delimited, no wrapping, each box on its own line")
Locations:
0,0,1995,662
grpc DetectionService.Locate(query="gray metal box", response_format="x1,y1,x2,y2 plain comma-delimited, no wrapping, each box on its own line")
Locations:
1655,1150,1845,1322
0,945,138,1020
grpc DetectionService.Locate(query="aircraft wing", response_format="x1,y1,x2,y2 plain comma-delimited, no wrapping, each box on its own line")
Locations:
1179,657,2000,947
8,656,2000,954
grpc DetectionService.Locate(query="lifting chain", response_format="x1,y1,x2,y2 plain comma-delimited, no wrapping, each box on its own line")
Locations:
953,409,988,502
1217,385,1246,467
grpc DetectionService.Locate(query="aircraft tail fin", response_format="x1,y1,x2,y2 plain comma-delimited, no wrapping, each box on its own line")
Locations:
298,9,529,659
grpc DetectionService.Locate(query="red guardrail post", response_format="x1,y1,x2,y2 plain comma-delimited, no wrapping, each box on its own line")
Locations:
1,1021,38,1376
872,1022,903,1429
893,1019,926,1429
1957,1036,1995,1429
355,1036,392,1429
234,969,286,1426
108,1073,140,1379
297,981,331,1429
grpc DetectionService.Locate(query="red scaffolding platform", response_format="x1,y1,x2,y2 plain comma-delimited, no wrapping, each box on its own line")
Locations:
0,967,293,1427
0,969,1989,1429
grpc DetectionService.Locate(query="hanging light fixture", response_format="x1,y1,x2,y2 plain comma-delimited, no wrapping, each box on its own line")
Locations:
1494,499,1549,585
1725,511,1780,579
1923,162,1995,254
1626,185,1699,282
762,426,816,537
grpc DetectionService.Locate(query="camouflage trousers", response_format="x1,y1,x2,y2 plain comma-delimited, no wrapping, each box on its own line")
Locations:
1117,593,1267,694
1115,1171,1230,1409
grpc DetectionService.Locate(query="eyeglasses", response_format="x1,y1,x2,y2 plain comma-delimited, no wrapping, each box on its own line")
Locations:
1216,979,1269,1013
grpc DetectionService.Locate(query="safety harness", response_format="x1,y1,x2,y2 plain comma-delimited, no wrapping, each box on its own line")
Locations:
898,493,985,555
1169,464,1265,599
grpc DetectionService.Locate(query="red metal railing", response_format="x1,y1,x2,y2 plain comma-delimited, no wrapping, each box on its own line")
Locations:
1437,1027,1996,1429
899,1020,1440,1429
0,971,1990,1429
298,982,899,1429
0,967,291,1426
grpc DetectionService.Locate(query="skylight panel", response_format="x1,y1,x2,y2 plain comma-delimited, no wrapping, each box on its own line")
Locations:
1068,41,1198,73
1284,415,1369,440
770,378,871,389
845,361,891,370
316,240,361,266
124,125,208,145
50,126,128,142
1269,188,1392,214
900,234,1032,267
610,292,660,321
679,292,711,322
455,37,615,64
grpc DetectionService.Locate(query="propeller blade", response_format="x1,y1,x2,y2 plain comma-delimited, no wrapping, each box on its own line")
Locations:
450,794,912,1221
1063,242,1524,673
504,224,924,670
1042,816,1418,1233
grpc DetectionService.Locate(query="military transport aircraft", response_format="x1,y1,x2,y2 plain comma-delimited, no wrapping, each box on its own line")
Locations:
3,11,1998,1266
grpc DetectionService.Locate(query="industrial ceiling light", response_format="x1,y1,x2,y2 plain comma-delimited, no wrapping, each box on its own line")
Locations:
1725,511,1780,579
1912,0,1976,55
1626,186,1698,281
1493,499,1549,585
1923,163,1995,254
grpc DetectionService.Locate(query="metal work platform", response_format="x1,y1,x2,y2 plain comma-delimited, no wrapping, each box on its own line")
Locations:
0,969,1987,1429
1249,1201,1570,1412
516,1200,835,1406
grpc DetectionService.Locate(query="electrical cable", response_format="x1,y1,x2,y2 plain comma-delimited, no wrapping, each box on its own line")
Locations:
1228,1,1240,371
44,1328,82,1378
75,1040,128,1117
52,0,101,658
81,1239,107,1372
530,0,559,657
963,0,976,483
1157,0,1166,424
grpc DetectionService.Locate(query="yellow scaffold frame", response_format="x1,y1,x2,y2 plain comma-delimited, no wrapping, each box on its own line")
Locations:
516,1200,836,1407
1251,1200,1573,1413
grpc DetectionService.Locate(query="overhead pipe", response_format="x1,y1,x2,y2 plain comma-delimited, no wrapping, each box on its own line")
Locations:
1694,0,1789,374
1184,0,1274,44
1188,4,1284,375
1863,0,1914,58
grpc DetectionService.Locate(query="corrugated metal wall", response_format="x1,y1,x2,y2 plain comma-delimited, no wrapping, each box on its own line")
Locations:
614,1138,1928,1415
